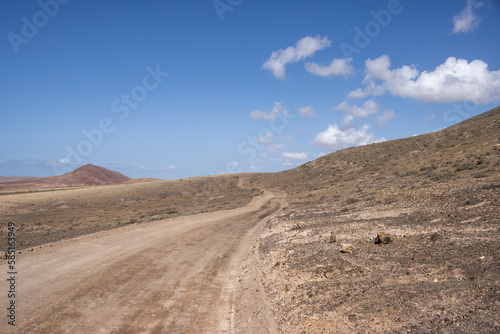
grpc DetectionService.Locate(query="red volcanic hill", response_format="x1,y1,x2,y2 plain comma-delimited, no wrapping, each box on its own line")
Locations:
0,164,132,189
53,164,132,186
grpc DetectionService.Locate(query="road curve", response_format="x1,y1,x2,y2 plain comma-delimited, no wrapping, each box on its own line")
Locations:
0,190,285,334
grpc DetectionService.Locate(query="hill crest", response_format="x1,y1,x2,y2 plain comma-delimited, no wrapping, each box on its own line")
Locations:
63,164,131,185
0,164,132,189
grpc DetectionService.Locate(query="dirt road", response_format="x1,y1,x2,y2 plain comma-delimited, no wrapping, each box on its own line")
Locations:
0,190,285,334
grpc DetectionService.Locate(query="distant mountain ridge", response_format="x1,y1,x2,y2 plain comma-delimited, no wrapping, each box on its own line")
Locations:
0,176,32,183
0,164,132,189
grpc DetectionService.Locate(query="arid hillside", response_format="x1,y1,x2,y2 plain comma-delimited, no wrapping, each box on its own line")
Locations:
255,106,500,199
0,107,498,333
251,106,500,333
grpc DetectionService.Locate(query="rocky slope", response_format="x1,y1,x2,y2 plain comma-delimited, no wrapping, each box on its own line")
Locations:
251,107,500,333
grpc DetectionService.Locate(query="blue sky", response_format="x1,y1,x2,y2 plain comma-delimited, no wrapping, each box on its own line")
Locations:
1,0,500,178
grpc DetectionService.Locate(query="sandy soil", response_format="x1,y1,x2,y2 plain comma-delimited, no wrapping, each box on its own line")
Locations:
0,189,285,334
0,175,260,251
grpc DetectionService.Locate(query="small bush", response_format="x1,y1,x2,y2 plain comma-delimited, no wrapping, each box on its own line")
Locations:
456,163,472,172
345,197,359,205
420,165,437,172
395,170,418,177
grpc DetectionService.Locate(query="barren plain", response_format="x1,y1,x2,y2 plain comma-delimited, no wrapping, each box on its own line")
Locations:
0,107,499,333
0,185,284,334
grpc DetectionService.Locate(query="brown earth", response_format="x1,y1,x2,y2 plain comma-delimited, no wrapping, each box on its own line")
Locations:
249,106,500,333
0,107,498,333
0,175,261,251
0,189,285,334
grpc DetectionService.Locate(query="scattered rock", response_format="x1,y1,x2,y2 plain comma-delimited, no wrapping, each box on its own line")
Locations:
430,233,442,242
348,314,357,322
324,271,334,279
329,233,336,243
375,232,391,244
412,254,430,261
341,243,356,253
0,251,6,260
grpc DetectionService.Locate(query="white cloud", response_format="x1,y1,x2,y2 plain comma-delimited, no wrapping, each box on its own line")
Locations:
268,143,284,152
347,88,369,99
333,100,381,128
259,152,268,158
257,131,274,145
250,165,262,171
333,100,379,118
254,129,288,153
298,106,318,117
282,152,309,160
305,58,354,77
262,35,331,80
58,158,69,165
283,160,293,167
312,124,386,151
375,109,397,128
168,165,175,170
351,55,500,104
347,81,385,99
363,55,393,81
250,101,289,120
452,0,484,34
